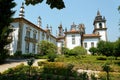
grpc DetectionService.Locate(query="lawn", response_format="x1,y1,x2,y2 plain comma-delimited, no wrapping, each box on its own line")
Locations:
56,55,120,72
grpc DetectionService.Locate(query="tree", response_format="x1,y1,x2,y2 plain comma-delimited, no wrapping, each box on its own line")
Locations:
0,0,16,63
97,41,113,57
113,38,120,60
38,40,57,55
89,47,98,55
69,46,87,56
25,0,65,10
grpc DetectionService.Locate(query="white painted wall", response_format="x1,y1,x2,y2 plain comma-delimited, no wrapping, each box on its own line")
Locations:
10,22,19,54
21,23,27,53
95,30,106,41
66,34,80,49
83,38,99,54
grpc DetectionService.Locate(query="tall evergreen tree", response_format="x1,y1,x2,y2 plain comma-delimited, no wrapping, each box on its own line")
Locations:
0,0,16,63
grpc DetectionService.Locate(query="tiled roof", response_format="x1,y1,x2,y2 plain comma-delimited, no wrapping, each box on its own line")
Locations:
64,30,79,34
83,34,100,38
13,18,56,39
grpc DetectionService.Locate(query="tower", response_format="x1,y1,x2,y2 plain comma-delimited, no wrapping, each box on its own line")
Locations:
93,11,107,41
37,16,41,27
19,2,25,18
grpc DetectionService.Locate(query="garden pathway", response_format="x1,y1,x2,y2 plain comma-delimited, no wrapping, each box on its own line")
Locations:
0,59,46,73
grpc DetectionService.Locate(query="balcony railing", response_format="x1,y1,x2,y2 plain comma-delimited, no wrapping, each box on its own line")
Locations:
25,36,38,43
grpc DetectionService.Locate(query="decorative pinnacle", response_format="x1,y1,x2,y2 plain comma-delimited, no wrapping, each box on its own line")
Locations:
19,2,25,18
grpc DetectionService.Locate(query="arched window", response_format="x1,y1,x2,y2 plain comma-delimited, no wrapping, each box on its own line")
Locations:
99,23,102,28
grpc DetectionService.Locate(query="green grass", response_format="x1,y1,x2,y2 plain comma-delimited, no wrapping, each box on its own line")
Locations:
55,55,120,72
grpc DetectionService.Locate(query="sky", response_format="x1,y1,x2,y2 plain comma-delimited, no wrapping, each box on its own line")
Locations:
13,0,120,42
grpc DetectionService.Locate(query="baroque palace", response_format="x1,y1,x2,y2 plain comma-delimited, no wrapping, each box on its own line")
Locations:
8,3,107,55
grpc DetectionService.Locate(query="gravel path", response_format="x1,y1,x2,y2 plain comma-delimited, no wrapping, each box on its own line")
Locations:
0,59,46,73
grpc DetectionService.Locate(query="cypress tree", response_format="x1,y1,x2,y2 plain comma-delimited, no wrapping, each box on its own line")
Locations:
0,0,16,63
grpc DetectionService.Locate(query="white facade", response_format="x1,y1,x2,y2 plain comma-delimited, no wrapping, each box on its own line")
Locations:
57,11,107,54
9,18,56,55
65,33,81,49
83,38,99,54
8,10,107,55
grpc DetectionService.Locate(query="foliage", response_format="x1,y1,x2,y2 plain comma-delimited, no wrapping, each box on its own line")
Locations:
1,56,120,80
96,56,107,60
78,72,88,80
38,40,57,55
89,47,98,55
97,41,114,57
61,47,70,55
22,53,35,58
0,63,40,80
102,63,111,80
0,49,9,64
38,60,48,66
91,73,98,80
47,53,57,62
0,0,16,63
99,72,120,80
43,62,75,77
14,51,22,58
113,38,120,59
24,0,65,10
68,46,87,56
27,58,35,66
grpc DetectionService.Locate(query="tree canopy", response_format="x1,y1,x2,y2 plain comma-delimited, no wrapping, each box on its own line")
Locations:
38,40,57,55
89,47,98,55
25,0,65,9
97,41,114,57
113,38,120,59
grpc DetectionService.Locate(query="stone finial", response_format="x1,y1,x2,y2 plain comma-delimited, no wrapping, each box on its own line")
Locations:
38,16,41,27
19,2,25,18
97,10,101,16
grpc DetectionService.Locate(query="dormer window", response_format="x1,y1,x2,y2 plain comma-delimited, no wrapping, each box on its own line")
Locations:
99,23,102,28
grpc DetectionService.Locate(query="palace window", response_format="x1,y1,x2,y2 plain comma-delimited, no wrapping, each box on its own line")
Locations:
25,42,29,53
84,42,87,48
42,32,44,40
33,32,36,39
91,42,94,47
26,30,30,38
72,35,75,44
32,43,36,53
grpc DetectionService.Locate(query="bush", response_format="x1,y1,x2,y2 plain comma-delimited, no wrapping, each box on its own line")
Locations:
38,60,48,66
0,49,9,64
96,56,107,60
0,63,40,80
47,53,57,62
89,47,98,55
61,47,70,55
22,53,35,59
14,51,22,58
43,62,75,76
68,46,87,56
